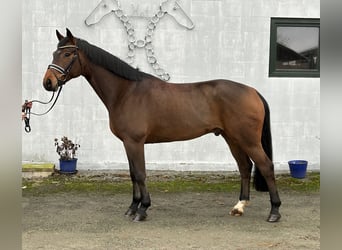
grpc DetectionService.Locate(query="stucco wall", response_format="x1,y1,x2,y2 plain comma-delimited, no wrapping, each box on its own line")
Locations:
22,0,320,171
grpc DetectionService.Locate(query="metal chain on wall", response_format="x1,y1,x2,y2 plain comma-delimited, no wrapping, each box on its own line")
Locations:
85,0,195,81
113,2,170,81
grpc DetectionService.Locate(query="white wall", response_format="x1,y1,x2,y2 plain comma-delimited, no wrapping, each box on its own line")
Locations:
22,0,320,172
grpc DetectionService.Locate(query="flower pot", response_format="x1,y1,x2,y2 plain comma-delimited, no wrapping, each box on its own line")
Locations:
288,160,308,179
59,158,77,174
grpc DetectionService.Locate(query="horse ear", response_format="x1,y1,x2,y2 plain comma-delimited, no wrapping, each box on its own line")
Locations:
66,28,77,44
56,30,64,41
66,28,74,40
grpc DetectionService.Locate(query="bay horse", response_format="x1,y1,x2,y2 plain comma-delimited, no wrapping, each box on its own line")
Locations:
43,29,281,222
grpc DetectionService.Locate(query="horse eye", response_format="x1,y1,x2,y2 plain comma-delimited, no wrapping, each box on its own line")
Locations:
64,52,71,57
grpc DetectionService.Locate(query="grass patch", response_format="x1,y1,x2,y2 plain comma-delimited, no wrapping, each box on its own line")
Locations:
276,172,320,192
22,172,319,196
22,163,55,172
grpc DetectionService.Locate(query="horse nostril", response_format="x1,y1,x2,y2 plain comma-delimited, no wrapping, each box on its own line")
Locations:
45,78,52,89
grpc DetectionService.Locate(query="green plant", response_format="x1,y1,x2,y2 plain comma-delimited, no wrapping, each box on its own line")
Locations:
54,136,80,160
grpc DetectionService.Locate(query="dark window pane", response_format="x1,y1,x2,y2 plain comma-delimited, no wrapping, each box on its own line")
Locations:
276,27,319,70
269,18,320,78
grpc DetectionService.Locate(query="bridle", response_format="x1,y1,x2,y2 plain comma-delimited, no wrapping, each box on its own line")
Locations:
22,44,80,133
48,44,80,87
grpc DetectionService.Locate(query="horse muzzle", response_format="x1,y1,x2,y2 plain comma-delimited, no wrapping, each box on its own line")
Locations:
43,72,60,92
43,66,68,91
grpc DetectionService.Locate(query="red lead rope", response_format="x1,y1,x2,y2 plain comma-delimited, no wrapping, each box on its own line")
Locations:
22,100,33,132
22,86,63,133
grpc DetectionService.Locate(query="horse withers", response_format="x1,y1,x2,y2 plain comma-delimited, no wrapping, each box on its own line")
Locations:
43,29,281,222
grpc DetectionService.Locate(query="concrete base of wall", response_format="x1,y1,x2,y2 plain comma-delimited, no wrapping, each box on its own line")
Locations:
22,163,55,178
21,161,319,178
75,162,320,173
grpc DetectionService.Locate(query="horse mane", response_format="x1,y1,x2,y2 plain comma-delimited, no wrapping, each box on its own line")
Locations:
58,37,153,81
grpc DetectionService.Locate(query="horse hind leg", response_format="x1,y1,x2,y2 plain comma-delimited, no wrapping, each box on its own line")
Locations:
246,145,281,222
224,137,253,217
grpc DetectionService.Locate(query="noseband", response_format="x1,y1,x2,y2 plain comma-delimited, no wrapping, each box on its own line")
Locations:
48,45,80,86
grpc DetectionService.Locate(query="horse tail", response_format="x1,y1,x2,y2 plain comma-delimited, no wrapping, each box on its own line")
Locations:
253,92,273,192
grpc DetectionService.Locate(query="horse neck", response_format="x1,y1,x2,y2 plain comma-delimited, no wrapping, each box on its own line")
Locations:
82,62,134,111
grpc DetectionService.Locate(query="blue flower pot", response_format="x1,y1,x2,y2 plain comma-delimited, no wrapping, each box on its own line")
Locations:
59,158,77,174
288,160,308,179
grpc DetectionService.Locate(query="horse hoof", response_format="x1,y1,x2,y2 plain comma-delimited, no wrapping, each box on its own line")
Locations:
267,213,281,222
125,208,136,217
229,209,243,217
133,213,147,222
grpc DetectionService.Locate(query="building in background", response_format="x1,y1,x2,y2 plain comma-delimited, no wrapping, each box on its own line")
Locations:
22,0,320,172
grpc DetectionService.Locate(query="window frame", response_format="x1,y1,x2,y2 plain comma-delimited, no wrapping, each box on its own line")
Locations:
269,17,320,78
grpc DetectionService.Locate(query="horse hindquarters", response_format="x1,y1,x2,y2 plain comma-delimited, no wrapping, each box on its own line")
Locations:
220,87,281,222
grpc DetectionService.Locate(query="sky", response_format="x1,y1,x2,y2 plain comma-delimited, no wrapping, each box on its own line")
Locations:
277,26,319,53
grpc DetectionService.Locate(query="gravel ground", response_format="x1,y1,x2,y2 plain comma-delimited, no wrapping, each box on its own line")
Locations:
22,171,320,249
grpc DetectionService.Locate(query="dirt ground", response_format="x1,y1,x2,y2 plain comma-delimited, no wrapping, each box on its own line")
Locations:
22,172,320,250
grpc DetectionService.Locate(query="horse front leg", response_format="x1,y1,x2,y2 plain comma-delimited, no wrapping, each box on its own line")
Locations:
124,173,141,217
123,140,151,222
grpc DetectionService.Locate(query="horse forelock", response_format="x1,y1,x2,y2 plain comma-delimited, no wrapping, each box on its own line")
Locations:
57,37,71,48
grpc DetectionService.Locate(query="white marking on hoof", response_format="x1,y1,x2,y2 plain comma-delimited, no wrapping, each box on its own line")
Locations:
230,200,249,216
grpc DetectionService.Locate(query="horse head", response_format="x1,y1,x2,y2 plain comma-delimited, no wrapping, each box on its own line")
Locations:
161,0,195,30
43,29,82,92
84,0,120,26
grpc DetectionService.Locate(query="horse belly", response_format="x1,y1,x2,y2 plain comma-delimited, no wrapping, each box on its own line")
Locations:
146,128,207,143
145,109,221,143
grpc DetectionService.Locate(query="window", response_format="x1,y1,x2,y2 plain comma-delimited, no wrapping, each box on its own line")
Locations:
269,18,320,78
